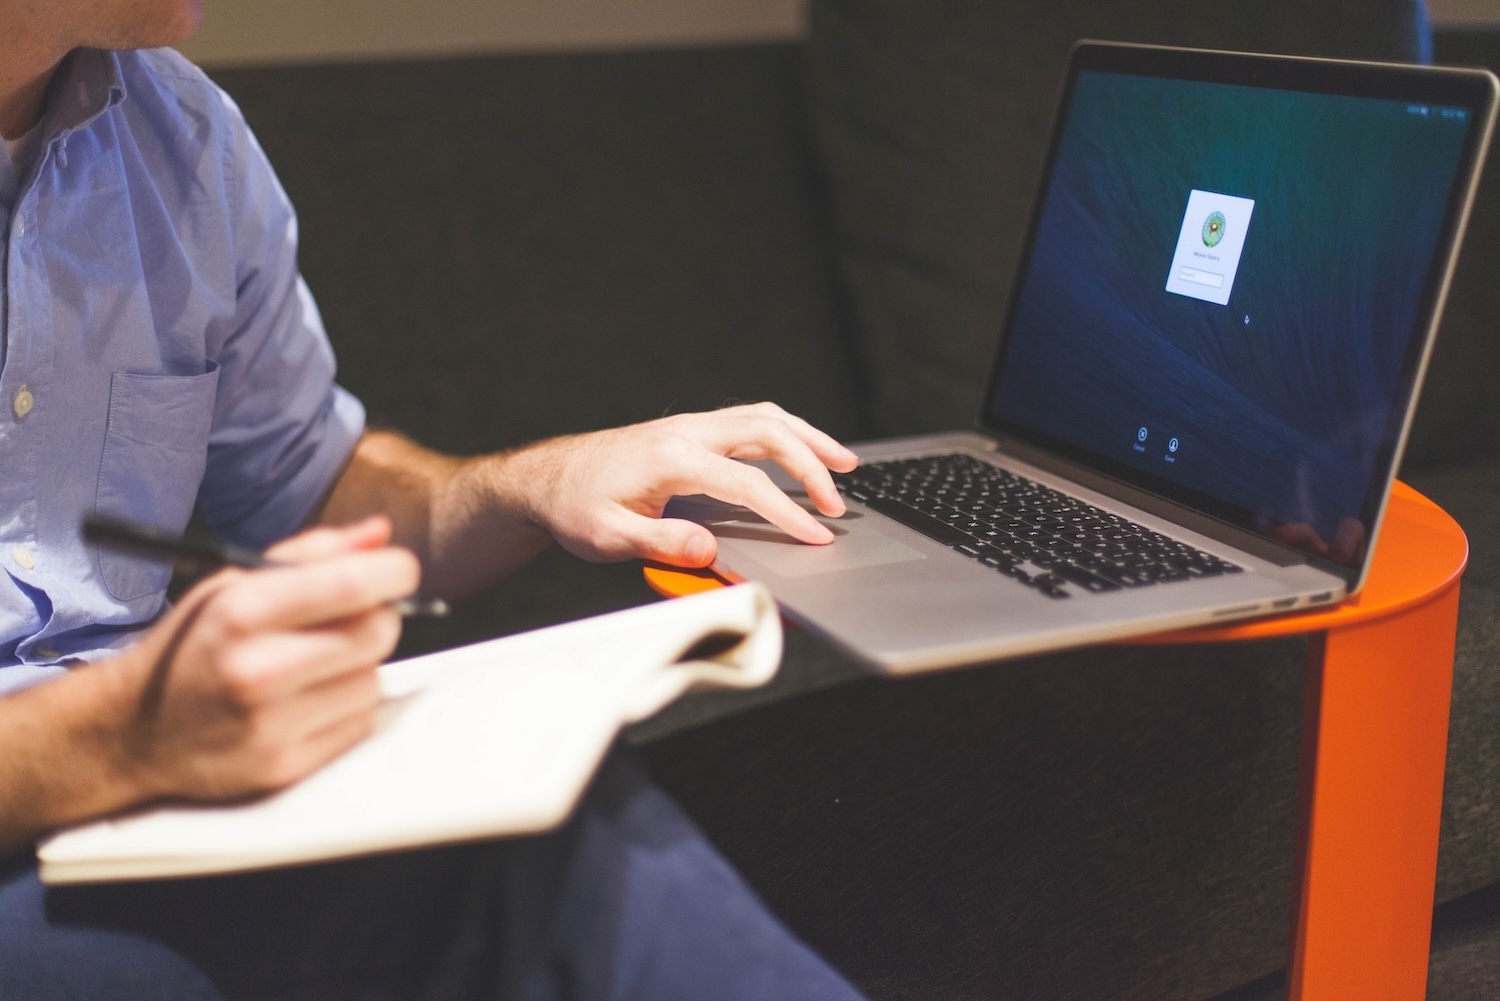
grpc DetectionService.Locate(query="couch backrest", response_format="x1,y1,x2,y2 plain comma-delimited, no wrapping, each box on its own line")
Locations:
1415,30,1500,469
802,0,1492,473
213,45,866,457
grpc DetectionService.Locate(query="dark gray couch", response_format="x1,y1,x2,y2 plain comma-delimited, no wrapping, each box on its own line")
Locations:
210,2,1498,997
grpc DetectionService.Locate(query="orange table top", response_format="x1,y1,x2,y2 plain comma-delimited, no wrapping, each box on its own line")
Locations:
643,480,1468,644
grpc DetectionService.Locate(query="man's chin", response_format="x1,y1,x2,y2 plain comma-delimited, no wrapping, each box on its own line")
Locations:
88,0,205,52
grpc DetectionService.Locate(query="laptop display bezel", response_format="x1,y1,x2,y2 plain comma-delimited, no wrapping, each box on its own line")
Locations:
977,41,1497,586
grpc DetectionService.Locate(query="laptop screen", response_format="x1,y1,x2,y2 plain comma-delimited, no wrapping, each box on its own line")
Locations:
983,54,1485,570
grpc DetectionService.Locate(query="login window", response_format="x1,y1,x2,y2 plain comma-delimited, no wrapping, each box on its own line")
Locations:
1165,189,1255,305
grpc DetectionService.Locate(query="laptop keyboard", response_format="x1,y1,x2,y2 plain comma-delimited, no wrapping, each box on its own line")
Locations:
833,454,1242,600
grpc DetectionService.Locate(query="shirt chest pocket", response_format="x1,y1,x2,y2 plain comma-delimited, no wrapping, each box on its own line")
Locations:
94,365,222,603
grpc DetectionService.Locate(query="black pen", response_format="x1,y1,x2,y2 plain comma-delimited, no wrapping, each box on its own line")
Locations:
81,514,451,618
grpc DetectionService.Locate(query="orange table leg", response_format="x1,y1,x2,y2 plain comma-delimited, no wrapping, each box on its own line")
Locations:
1288,584,1460,1001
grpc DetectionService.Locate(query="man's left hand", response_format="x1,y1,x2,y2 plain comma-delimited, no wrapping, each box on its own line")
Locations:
509,402,859,567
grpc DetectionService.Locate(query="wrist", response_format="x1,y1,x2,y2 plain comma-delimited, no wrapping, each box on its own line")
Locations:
0,651,170,851
481,436,576,534
81,650,177,807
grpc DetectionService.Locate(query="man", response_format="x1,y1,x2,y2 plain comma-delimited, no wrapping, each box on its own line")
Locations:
0,1,867,996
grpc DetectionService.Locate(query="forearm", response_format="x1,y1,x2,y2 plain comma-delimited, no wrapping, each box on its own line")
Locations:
318,405,859,595
317,430,556,599
0,660,155,856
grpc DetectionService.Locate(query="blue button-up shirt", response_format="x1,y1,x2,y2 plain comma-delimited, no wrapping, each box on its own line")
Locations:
0,48,365,694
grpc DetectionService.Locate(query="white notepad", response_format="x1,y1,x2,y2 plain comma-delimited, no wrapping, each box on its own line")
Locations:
39,584,781,883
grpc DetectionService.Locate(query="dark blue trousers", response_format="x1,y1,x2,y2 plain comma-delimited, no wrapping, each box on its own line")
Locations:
0,751,863,1000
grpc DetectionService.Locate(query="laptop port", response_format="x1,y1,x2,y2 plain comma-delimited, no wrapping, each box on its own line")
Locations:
1272,597,1298,610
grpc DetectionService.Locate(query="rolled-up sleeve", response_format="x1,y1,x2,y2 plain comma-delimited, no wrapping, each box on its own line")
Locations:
195,91,365,548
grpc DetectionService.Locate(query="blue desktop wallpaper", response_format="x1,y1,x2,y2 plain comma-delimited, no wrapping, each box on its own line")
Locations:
989,71,1470,562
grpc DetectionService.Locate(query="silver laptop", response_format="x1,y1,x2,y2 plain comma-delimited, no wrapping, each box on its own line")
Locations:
673,42,1498,674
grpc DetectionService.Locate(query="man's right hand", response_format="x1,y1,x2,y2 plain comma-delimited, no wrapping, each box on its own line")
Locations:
0,517,418,854
113,517,419,802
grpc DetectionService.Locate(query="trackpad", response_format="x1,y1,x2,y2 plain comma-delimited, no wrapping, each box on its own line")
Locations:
720,527,927,578
668,496,928,578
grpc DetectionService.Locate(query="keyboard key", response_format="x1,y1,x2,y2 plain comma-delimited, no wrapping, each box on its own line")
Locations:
843,455,1241,595
1050,562,1123,593
861,495,972,547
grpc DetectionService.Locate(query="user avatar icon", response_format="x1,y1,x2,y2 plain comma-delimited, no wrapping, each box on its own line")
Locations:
1202,210,1226,248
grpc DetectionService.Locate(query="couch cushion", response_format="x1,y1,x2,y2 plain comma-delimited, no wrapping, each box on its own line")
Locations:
643,635,1307,1001
212,47,864,455
210,45,866,645
1407,31,1500,469
1404,459,1500,901
805,0,1429,436
1437,579,1500,902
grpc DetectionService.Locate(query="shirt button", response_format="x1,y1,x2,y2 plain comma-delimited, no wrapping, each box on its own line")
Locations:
12,545,35,571
12,386,33,418
13,215,24,239
35,646,59,661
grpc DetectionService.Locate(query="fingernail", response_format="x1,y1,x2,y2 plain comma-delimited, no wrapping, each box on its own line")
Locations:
685,535,713,565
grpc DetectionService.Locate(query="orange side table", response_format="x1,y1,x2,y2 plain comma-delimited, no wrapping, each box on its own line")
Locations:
645,480,1467,1001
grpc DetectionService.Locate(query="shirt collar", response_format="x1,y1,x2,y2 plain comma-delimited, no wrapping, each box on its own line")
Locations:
41,48,127,145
